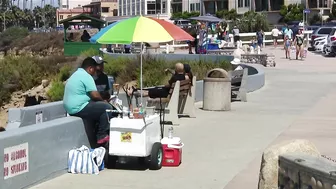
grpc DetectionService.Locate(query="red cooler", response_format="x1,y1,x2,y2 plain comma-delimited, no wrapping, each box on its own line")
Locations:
161,137,184,167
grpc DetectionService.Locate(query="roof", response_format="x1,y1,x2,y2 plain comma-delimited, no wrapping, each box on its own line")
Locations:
59,13,106,28
57,9,86,14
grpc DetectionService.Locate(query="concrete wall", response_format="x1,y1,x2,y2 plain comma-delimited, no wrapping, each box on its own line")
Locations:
6,101,67,130
279,153,336,188
0,117,90,189
105,53,234,63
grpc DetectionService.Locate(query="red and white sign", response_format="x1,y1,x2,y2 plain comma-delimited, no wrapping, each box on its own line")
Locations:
3,143,29,179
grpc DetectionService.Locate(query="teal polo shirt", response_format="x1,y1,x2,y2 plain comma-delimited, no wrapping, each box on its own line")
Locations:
63,68,97,114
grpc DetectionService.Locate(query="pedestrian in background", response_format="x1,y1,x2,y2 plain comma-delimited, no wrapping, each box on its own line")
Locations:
271,26,280,48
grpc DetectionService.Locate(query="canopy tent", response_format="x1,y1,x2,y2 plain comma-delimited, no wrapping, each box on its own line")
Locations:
60,14,106,56
59,14,106,30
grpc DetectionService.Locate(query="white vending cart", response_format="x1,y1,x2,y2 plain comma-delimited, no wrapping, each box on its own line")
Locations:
108,114,163,170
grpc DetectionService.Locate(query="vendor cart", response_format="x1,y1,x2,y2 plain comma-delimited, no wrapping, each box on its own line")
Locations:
108,114,163,170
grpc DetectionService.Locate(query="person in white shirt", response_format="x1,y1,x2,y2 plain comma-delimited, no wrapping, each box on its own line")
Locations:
231,58,243,71
271,26,280,48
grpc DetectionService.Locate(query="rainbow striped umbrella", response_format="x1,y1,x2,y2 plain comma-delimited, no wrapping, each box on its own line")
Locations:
90,16,194,44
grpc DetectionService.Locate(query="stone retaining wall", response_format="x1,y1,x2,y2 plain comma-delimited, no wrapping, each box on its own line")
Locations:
279,153,336,189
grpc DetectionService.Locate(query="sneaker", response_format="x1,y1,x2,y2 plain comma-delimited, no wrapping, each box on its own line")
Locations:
97,135,110,144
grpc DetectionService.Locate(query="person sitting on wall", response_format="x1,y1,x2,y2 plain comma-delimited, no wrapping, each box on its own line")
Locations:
63,57,113,145
165,63,193,85
126,63,187,99
91,56,111,102
65,33,74,42
81,30,91,42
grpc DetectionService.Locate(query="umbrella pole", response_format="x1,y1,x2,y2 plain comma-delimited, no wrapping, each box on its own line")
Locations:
140,42,143,107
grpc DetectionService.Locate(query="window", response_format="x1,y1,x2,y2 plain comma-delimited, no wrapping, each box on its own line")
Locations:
62,5,67,8
136,1,140,14
102,7,109,12
59,15,64,19
195,3,200,11
127,0,131,14
317,28,332,34
238,0,243,7
244,0,250,7
162,1,167,14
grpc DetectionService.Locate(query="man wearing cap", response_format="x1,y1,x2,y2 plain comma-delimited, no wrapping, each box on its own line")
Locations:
91,56,111,101
63,57,112,145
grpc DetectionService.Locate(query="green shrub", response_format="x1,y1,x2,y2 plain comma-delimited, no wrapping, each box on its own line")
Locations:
80,48,100,57
58,64,74,81
0,27,29,48
47,81,65,102
0,54,74,105
98,54,231,87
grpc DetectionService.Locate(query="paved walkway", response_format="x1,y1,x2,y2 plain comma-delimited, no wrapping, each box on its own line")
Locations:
31,48,336,189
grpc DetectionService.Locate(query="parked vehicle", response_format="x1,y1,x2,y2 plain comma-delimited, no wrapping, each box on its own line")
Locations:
324,28,336,57
310,26,336,50
314,36,327,52
174,19,191,28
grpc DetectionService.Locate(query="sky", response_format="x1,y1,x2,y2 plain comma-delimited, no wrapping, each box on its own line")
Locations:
12,0,59,9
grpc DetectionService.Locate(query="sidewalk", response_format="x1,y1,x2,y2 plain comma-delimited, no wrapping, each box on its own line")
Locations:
31,48,336,189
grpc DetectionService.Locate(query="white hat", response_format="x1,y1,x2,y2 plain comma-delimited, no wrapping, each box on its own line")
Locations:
230,58,241,65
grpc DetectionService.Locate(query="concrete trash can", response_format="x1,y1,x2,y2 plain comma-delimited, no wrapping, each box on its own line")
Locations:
203,68,231,111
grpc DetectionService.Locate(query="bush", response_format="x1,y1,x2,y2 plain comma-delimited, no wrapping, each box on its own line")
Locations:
0,27,29,48
97,53,232,87
47,81,65,102
0,54,75,106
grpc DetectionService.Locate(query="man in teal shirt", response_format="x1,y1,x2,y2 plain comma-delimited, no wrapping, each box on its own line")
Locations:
63,57,112,145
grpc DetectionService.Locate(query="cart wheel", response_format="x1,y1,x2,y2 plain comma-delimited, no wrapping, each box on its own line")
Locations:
149,142,163,170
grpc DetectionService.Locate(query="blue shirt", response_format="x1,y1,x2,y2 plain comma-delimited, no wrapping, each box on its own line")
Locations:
63,68,97,114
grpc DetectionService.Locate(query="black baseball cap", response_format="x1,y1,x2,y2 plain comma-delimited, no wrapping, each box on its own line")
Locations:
91,56,107,65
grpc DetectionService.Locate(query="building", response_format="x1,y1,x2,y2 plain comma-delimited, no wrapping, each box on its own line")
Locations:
56,8,90,26
117,0,171,17
59,0,93,9
83,0,118,19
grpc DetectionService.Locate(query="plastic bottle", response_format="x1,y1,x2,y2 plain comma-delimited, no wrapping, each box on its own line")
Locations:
168,127,174,139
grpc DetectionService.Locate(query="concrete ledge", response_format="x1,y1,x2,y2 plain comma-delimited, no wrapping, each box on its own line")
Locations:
0,116,90,189
194,64,265,102
105,53,234,62
279,153,336,188
6,101,66,130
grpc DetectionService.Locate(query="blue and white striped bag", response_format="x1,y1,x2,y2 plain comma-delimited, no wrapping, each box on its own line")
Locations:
68,145,106,175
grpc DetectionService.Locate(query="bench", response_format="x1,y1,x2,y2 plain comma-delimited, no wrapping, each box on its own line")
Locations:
230,68,248,102
146,77,196,125
240,54,268,66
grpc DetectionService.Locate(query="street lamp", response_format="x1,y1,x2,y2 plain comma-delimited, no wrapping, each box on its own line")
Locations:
3,9,11,31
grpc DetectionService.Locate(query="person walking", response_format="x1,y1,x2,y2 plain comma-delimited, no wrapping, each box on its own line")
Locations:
294,29,304,60
284,26,293,42
232,26,240,47
271,26,280,48
284,35,292,59
256,29,264,48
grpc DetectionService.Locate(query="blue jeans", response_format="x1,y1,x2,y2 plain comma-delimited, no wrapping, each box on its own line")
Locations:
71,101,113,141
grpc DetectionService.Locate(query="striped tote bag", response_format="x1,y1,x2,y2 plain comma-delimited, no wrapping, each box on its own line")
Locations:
68,145,106,174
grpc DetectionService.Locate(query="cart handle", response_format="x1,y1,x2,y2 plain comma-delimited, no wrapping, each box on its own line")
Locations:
167,143,184,149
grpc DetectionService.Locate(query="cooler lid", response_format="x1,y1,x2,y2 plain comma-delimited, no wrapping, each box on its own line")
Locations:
161,137,181,145
110,118,146,130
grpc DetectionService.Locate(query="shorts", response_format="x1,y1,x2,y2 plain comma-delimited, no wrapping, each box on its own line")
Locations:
234,36,240,42
257,39,263,46
272,36,278,40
